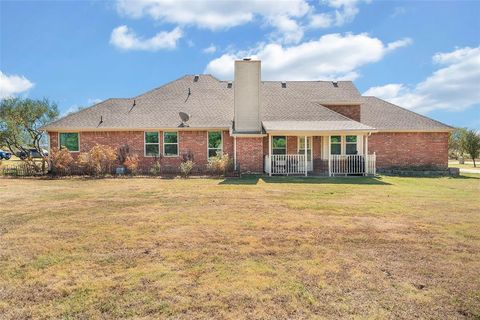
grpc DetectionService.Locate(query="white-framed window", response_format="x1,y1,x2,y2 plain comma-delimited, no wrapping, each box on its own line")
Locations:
298,136,312,160
59,132,80,152
330,136,341,155
272,136,287,155
345,135,358,155
163,131,179,156
208,131,223,158
144,132,160,157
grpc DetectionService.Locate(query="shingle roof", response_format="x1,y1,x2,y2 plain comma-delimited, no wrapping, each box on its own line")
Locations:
360,96,453,131
42,75,451,132
43,75,363,131
43,75,233,130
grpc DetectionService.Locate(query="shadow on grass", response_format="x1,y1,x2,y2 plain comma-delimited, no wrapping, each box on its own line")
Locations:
452,174,480,180
220,175,391,185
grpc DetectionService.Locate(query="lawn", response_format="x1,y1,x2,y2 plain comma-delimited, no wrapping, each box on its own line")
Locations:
0,175,479,319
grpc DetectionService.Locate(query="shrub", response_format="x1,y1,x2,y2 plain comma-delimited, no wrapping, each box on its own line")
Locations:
180,160,195,178
124,155,139,175
117,144,131,165
49,147,74,174
207,153,231,176
77,144,117,175
182,150,194,162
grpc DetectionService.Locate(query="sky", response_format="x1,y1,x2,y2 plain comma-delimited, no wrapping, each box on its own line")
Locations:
1,0,479,129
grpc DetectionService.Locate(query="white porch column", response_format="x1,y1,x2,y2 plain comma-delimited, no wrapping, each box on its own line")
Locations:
365,134,369,155
328,135,331,177
304,135,308,176
234,136,237,170
364,135,369,176
268,134,272,177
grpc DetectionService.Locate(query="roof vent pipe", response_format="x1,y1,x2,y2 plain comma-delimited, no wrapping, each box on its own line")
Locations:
193,75,199,82
281,81,286,88
332,81,338,87
227,82,232,88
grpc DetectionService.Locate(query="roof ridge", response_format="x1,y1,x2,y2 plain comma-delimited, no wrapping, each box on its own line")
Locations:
133,75,191,98
362,96,453,129
43,98,121,129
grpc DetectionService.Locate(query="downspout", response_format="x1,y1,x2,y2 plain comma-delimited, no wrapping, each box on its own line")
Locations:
234,136,237,170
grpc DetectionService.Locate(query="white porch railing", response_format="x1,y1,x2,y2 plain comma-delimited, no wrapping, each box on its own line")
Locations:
330,154,376,176
265,154,306,175
265,153,376,176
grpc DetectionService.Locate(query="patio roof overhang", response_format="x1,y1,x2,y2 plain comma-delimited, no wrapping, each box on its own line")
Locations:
262,121,377,136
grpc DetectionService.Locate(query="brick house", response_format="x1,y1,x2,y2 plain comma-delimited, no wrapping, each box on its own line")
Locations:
43,59,452,176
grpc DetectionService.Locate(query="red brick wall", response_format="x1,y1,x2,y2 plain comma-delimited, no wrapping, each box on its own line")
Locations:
368,132,448,169
48,130,233,170
236,137,264,173
323,105,361,122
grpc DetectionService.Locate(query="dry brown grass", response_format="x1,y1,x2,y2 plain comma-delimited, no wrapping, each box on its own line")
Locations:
0,175,479,319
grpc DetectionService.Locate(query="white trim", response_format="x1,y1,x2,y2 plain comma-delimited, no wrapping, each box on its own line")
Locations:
304,135,307,177
297,136,313,171
271,135,287,155
345,135,358,155
58,132,80,153
207,131,223,158
266,130,376,136
328,135,359,156
163,131,179,157
330,135,342,155
234,136,237,170
375,129,454,133
328,136,331,177
46,127,230,133
268,134,272,176
144,131,160,157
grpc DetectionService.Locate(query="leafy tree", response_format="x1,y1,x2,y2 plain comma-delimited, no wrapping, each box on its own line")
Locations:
448,128,467,159
0,98,59,170
460,129,480,167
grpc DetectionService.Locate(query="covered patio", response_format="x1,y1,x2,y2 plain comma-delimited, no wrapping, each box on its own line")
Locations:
263,121,377,177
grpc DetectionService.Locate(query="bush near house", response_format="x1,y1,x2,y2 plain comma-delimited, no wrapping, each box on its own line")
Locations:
180,160,195,178
123,155,139,175
50,147,74,174
207,153,232,176
77,144,117,176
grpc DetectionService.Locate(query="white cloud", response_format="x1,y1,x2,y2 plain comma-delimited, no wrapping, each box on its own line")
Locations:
203,44,217,54
110,25,183,51
308,0,370,29
0,71,34,99
267,14,304,44
115,0,367,44
386,38,413,51
205,33,411,80
308,13,333,28
364,46,480,113
87,98,102,105
390,6,407,18
116,0,310,30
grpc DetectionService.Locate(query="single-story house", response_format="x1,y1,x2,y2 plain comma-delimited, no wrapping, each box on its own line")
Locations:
43,59,453,176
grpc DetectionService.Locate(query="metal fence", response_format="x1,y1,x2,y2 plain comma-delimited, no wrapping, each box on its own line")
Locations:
1,162,239,178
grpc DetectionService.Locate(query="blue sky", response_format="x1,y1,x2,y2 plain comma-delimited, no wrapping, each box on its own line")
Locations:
1,0,479,129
